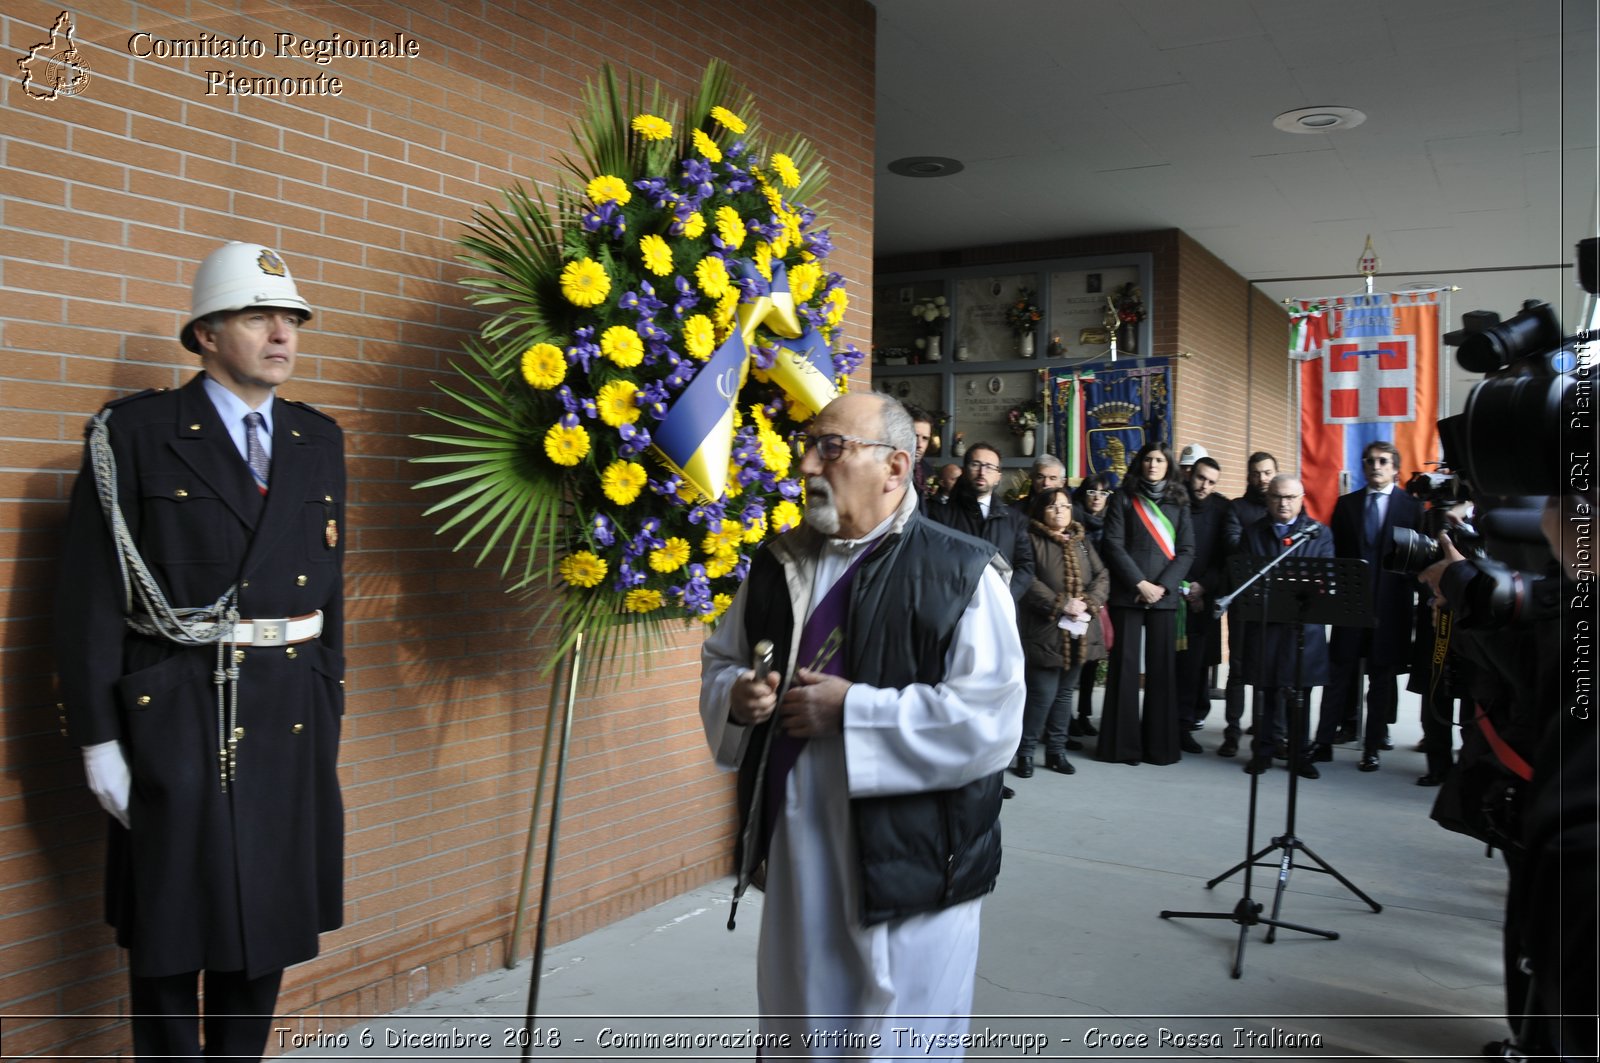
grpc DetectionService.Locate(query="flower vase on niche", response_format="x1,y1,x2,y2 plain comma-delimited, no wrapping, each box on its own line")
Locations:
1117,324,1137,354
1019,332,1035,358
925,335,942,362
1020,432,1035,457
955,342,971,361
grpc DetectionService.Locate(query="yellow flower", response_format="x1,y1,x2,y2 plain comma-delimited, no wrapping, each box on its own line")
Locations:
596,380,640,426
683,314,715,361
702,520,744,556
631,113,672,140
789,261,822,303
624,588,664,613
703,549,738,579
586,174,631,206
742,513,767,544
715,205,745,250
771,500,801,532
560,258,610,307
600,324,644,367
695,256,731,299
600,460,647,505
752,242,773,281
680,211,706,239
558,550,607,588
649,537,691,573
826,287,849,327
771,152,800,189
760,184,784,213
691,128,722,163
715,289,739,331
519,342,566,389
544,422,590,466
709,105,747,134
639,233,672,276
700,592,733,623
759,432,792,480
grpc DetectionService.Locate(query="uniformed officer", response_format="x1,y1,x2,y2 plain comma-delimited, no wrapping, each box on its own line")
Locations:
55,241,347,1061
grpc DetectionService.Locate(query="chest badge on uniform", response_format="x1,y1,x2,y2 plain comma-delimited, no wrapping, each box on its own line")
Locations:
325,519,339,549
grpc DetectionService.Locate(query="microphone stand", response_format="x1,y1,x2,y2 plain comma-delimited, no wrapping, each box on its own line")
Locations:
1161,527,1382,975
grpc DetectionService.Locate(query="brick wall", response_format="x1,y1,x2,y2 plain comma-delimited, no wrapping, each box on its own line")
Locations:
0,0,875,1055
878,229,1293,496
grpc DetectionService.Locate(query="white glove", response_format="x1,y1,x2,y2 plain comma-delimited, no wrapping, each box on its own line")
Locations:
82,740,131,829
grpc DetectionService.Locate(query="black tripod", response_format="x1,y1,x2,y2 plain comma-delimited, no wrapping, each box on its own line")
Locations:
1161,536,1380,977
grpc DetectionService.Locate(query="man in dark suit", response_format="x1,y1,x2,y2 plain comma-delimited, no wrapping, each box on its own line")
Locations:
905,404,936,508
926,440,1035,599
1235,475,1333,778
1312,439,1422,771
1174,455,1240,750
1219,451,1278,757
56,241,347,1061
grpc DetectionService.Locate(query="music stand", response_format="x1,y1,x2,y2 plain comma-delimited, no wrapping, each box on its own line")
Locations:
1161,541,1380,977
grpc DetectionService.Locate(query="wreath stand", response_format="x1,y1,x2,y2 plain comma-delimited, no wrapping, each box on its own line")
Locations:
503,630,585,1060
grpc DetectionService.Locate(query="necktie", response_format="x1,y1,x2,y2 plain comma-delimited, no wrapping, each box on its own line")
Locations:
1363,491,1381,549
244,411,270,494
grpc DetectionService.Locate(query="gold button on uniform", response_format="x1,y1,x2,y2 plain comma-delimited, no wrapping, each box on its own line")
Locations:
323,494,333,503
292,723,304,734
137,695,151,706
291,429,302,437
296,574,307,586
234,649,246,663
175,488,188,498
233,726,246,739
188,423,202,430
285,646,298,659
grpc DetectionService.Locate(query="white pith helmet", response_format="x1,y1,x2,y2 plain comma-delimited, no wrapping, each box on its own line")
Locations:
180,241,312,353
1178,443,1208,466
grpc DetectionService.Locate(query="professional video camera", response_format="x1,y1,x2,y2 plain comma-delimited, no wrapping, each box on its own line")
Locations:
1384,469,1482,573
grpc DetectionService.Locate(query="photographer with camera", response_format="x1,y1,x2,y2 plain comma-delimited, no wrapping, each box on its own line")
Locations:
1407,285,1595,1063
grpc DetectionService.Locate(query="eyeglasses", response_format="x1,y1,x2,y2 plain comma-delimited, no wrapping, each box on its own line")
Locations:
1085,489,1110,497
800,433,895,462
965,459,1001,474
1362,456,1393,466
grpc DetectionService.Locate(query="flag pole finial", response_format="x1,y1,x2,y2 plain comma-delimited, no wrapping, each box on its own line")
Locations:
1358,234,1379,294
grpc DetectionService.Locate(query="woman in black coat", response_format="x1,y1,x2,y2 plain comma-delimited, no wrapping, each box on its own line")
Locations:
1012,489,1109,778
1095,443,1194,765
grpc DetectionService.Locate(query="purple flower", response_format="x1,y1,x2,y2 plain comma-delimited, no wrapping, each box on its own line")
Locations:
751,344,778,370
555,385,582,416
566,327,600,372
777,478,802,500
618,422,652,457
671,276,699,317
741,502,766,524
679,158,715,203
649,473,684,498
803,228,834,258
688,501,727,527
591,513,615,547
665,361,697,391
613,558,647,590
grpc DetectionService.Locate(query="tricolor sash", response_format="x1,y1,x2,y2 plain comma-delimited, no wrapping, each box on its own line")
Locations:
1130,494,1176,560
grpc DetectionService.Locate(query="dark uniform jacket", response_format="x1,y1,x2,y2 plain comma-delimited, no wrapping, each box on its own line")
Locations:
1235,514,1333,688
1327,486,1422,670
55,374,346,979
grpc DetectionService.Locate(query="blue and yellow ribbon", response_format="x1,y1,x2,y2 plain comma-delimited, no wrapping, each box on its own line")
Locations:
654,260,838,501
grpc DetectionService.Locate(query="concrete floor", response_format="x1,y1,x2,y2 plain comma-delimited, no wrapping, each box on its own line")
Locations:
286,680,1513,1062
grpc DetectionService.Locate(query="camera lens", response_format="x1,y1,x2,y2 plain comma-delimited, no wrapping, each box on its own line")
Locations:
1384,526,1441,574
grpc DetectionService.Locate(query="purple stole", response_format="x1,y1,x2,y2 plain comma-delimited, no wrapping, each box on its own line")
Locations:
760,541,878,848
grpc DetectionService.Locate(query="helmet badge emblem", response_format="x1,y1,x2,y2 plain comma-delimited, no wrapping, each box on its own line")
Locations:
257,249,287,277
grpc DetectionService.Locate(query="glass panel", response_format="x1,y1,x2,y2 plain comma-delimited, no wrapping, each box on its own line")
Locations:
872,280,948,365
951,272,1040,363
949,370,1039,461
871,374,945,453
1045,264,1140,359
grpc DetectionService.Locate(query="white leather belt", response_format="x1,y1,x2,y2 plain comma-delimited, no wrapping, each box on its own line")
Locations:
231,610,323,647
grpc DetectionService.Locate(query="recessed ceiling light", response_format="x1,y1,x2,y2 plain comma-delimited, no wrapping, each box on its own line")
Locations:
887,156,965,178
1272,106,1367,134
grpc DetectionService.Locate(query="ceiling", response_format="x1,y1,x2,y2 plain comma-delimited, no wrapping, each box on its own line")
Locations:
872,0,1598,324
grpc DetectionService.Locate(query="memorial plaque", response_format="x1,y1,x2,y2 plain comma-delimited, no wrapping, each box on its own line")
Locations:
949,370,1039,460
952,272,1039,362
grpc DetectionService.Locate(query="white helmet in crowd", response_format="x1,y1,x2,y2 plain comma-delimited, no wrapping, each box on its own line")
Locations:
180,241,312,352
1178,443,1208,466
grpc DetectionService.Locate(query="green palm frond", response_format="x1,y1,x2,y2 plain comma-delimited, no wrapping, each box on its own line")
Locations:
459,184,567,370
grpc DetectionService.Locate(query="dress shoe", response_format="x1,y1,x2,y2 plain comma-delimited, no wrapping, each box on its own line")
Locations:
1217,738,1239,758
1272,741,1289,760
1332,725,1356,743
1045,752,1076,775
1011,755,1034,779
1065,738,1085,751
1077,718,1099,737
1179,733,1203,754
1184,720,1205,732
1243,756,1271,775
1293,761,1320,780
1359,751,1381,772
1379,737,1394,751
1416,772,1449,787
1308,742,1334,763
1001,785,1016,800
1122,759,1140,766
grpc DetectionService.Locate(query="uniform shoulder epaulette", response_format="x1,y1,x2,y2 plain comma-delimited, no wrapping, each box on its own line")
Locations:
279,396,339,426
101,386,170,411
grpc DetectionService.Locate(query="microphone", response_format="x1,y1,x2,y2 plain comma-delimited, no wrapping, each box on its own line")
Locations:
751,638,774,679
1281,524,1322,548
